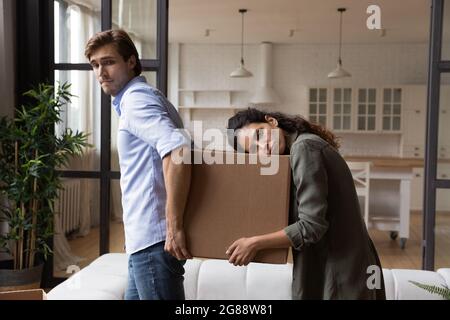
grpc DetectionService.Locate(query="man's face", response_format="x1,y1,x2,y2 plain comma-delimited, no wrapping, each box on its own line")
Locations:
89,44,136,96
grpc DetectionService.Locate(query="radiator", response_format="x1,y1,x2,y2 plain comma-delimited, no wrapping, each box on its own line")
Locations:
56,179,81,235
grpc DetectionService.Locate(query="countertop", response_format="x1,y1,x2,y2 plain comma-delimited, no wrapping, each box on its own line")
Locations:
343,156,450,168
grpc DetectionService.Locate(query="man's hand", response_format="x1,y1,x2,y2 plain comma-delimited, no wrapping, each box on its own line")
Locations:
162,146,192,261
165,228,192,260
226,237,259,266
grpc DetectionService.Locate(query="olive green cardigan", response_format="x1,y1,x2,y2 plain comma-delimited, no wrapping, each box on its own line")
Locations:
284,133,386,300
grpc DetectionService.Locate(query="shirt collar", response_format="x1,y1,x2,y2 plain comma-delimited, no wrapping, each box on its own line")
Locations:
112,75,147,116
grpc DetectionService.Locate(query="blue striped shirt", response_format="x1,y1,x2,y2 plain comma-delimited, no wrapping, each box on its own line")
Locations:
112,76,190,254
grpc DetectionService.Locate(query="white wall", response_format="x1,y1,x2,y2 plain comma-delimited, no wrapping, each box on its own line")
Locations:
274,43,428,115
170,42,429,151
174,42,428,114
0,0,15,118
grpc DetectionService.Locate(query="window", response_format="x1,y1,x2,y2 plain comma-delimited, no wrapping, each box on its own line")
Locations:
50,0,167,282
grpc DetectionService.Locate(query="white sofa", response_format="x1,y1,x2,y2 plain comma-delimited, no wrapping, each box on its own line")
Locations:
47,253,450,300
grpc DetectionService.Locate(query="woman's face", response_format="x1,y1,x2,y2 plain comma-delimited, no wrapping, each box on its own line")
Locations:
237,116,287,155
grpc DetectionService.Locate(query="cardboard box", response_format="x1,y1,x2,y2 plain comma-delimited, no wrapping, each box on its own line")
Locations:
0,289,47,300
184,150,291,264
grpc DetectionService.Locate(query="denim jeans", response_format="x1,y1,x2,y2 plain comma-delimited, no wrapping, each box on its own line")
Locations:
124,241,186,300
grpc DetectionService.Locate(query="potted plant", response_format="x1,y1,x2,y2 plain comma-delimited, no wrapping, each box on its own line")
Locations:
409,280,450,300
0,83,89,291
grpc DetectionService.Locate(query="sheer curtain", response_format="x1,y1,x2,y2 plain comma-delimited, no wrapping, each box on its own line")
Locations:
54,1,101,272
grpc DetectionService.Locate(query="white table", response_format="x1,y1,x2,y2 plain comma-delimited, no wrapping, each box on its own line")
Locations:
367,166,413,249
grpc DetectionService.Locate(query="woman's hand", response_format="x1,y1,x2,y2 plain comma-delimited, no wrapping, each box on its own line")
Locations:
226,237,259,266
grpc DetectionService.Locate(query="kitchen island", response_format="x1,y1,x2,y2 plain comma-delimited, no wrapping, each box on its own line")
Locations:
344,156,421,249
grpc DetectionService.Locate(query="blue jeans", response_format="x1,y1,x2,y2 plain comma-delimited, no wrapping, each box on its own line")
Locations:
124,241,186,300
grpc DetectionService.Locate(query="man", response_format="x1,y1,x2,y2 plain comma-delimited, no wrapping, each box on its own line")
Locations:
85,29,192,300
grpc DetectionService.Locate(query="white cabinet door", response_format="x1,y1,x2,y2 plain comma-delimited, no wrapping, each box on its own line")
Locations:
403,109,426,147
331,88,352,131
356,88,377,132
436,164,450,211
308,88,328,127
438,86,450,149
381,88,402,132
411,166,450,212
402,86,427,154
411,167,424,211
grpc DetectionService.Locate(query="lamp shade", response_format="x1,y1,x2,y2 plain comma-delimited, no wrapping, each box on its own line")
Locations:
230,61,253,78
328,62,351,78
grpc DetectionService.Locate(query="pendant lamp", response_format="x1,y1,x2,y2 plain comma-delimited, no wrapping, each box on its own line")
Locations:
328,8,351,79
230,9,253,78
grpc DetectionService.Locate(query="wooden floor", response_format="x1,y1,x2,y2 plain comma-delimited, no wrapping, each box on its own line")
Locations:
55,211,450,278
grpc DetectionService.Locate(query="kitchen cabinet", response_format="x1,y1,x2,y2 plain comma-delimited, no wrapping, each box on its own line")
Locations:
437,163,450,212
381,88,402,132
438,88,450,159
356,88,377,132
307,86,403,133
308,88,328,127
411,167,424,211
406,165,450,211
332,88,352,131
401,85,426,158
401,85,450,159
402,144,425,159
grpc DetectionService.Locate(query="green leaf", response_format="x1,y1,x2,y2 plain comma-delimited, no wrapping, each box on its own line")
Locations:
409,281,450,300
0,81,91,268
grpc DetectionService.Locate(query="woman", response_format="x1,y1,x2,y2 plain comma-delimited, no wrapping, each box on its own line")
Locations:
226,108,385,300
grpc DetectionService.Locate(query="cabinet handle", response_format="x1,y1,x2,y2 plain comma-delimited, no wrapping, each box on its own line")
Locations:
415,110,421,114
442,174,448,178
415,173,421,177
414,153,420,157
414,147,420,150
442,110,447,114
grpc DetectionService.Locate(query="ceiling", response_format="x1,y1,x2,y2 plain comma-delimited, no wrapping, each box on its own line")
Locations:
70,0,432,44
169,0,431,44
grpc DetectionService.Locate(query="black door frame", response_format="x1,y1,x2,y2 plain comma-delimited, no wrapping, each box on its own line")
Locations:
16,0,169,287
423,0,450,270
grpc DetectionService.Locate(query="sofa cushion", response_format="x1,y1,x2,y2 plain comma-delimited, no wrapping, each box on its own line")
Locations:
437,268,450,288
184,258,203,300
246,262,292,300
382,269,395,300
196,259,248,300
47,253,450,300
390,269,447,300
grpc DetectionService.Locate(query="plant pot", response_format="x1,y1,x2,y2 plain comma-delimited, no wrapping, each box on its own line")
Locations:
0,264,44,292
